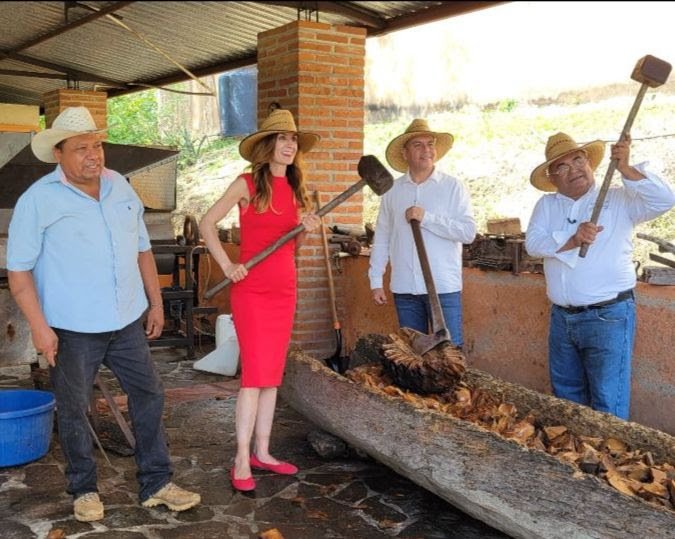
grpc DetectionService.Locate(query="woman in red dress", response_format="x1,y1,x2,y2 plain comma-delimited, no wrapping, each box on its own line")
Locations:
199,109,320,492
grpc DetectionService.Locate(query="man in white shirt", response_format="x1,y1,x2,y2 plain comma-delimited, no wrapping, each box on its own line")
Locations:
369,119,476,348
525,132,675,419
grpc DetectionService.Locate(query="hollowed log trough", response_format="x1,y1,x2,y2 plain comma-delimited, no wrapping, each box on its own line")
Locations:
280,339,674,539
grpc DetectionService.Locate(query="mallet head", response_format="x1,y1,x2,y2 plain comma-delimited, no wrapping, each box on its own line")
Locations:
631,55,671,88
358,155,394,196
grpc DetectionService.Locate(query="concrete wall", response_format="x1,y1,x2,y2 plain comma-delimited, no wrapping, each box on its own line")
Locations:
338,256,675,435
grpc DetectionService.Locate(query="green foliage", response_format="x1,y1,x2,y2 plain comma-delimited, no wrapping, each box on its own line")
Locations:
498,98,518,112
161,126,208,168
107,85,222,169
107,91,160,145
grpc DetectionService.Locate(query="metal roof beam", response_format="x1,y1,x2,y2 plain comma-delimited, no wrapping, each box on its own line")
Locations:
369,1,509,37
316,1,385,28
0,68,115,83
5,1,135,55
1,52,127,89
0,82,38,103
258,1,386,28
107,53,258,99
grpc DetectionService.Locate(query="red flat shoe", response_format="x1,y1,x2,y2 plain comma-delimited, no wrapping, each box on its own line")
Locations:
250,454,298,475
230,467,256,492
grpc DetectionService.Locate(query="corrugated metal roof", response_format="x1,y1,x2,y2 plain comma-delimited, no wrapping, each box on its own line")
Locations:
0,1,505,107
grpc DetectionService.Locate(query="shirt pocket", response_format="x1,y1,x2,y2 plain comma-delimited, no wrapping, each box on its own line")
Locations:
114,199,141,234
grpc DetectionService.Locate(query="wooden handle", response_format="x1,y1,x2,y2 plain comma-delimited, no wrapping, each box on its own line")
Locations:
315,191,340,327
410,219,447,334
579,82,649,258
204,178,368,299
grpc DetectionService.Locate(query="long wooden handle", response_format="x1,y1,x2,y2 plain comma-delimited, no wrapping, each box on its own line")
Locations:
315,191,340,328
204,178,367,299
410,219,447,334
579,83,648,257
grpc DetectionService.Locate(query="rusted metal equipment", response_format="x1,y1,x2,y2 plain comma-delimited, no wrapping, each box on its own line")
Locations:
314,191,349,374
580,55,672,257
464,233,543,275
327,224,374,256
637,232,675,284
204,155,393,299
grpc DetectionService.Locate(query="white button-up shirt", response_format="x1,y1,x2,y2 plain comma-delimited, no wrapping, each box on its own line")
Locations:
525,163,675,307
369,168,476,294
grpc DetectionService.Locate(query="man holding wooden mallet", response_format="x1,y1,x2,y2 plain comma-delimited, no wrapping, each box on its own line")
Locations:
525,56,674,420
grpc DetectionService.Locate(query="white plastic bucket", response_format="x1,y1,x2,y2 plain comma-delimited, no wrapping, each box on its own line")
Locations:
193,314,240,376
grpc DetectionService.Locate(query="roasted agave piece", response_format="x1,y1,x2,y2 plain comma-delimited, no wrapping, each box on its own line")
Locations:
380,328,466,394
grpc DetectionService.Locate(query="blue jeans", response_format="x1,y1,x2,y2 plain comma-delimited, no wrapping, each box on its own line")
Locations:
50,318,172,502
393,292,464,348
548,299,636,420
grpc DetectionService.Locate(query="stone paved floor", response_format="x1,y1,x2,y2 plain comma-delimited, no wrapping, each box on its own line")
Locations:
0,347,509,539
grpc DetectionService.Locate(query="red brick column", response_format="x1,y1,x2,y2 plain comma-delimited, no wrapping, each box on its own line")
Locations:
257,21,366,358
43,89,108,129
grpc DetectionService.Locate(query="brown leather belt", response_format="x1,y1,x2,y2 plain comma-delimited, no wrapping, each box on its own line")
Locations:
556,289,634,314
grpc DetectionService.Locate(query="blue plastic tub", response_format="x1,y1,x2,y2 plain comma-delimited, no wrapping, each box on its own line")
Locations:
0,389,55,467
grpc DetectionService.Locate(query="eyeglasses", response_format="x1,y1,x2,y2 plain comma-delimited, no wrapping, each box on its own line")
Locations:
547,154,588,178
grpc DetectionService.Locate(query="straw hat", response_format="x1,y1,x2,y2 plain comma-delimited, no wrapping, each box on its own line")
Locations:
530,132,605,192
238,109,320,162
385,119,454,173
31,106,107,163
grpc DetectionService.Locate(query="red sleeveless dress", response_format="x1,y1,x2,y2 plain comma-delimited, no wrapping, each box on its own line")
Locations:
230,173,299,388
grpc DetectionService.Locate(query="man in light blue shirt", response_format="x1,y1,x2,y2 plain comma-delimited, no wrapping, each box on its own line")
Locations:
369,119,476,348
7,106,200,522
526,132,675,420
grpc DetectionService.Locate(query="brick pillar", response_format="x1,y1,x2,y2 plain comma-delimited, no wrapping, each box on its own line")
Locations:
43,89,108,129
257,21,366,358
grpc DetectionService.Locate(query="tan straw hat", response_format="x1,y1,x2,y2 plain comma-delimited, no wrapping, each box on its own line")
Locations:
385,119,454,173
31,106,107,163
238,109,320,162
530,132,605,192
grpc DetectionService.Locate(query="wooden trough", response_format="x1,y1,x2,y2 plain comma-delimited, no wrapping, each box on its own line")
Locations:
280,340,675,539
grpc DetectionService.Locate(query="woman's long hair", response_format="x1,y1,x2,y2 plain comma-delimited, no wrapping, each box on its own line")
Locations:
248,134,311,213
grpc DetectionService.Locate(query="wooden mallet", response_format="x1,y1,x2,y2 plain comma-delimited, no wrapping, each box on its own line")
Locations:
579,55,671,257
204,155,393,299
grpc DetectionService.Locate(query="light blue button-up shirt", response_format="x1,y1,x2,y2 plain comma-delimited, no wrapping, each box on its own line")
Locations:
7,165,152,332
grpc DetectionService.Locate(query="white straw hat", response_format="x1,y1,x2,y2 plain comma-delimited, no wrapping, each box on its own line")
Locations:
31,106,107,163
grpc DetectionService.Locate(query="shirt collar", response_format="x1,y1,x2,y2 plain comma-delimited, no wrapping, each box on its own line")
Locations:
553,183,598,203
403,166,442,185
50,164,112,198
